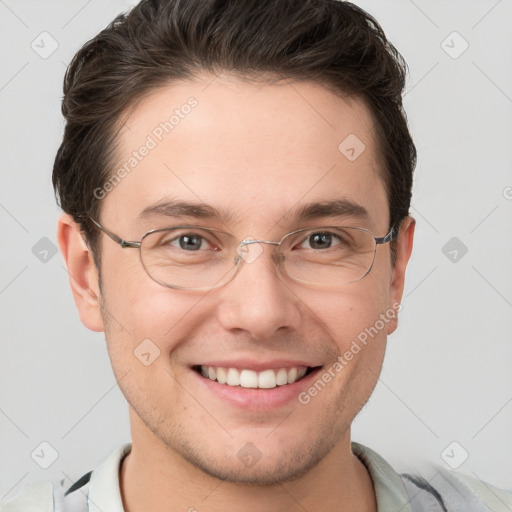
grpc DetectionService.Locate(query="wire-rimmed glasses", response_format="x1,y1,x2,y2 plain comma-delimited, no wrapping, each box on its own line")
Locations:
89,218,397,291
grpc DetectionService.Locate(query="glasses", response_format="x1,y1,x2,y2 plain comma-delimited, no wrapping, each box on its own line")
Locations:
89,218,398,291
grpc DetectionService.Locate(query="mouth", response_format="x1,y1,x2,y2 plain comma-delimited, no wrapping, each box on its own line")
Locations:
190,362,325,411
192,364,322,389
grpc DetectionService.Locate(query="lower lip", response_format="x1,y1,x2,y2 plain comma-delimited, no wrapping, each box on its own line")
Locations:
191,367,323,411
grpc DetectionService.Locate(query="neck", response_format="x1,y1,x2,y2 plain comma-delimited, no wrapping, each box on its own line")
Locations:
120,412,377,512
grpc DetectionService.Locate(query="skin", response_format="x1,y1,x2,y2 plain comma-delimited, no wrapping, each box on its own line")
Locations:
58,74,415,512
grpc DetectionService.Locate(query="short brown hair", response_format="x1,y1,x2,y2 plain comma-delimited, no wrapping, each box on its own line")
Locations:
53,0,416,267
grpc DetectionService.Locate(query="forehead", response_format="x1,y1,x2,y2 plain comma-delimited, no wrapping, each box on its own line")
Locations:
103,74,389,233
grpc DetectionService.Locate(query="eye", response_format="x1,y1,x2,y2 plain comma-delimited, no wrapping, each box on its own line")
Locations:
299,231,344,250
168,233,211,251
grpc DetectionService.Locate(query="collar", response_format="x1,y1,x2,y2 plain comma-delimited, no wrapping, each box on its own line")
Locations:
352,441,413,512
87,443,131,512
86,441,411,511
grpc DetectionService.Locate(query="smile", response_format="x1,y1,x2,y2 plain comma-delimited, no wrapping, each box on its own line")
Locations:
196,365,313,389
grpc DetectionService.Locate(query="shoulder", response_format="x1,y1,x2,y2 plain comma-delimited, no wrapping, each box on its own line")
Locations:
0,480,55,512
0,443,131,512
401,465,512,512
437,468,511,511
0,442,131,512
352,441,512,512
0,473,91,512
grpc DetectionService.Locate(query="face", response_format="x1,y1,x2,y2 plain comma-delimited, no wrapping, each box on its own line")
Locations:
61,74,414,484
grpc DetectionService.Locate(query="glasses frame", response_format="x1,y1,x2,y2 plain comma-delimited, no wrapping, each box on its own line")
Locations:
88,217,398,290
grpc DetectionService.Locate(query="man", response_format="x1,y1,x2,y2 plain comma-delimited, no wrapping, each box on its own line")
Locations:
2,0,511,510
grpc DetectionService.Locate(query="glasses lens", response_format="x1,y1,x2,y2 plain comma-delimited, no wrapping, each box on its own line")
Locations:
140,227,236,290
280,227,377,286
139,226,378,290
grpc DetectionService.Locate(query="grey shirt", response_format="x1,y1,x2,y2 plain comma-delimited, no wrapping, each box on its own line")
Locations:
2,442,511,511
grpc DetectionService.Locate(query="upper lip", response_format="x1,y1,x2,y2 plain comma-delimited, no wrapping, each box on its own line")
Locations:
192,359,321,372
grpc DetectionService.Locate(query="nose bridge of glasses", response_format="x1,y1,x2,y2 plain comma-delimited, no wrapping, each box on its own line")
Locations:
235,237,284,267
239,238,280,247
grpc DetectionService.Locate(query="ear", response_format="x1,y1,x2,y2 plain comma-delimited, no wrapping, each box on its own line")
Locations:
57,214,104,332
386,216,415,335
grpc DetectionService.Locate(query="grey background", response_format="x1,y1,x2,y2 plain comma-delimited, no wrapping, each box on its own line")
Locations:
1,0,511,501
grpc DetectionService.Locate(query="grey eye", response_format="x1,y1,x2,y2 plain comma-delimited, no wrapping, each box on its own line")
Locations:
170,233,207,251
301,232,342,250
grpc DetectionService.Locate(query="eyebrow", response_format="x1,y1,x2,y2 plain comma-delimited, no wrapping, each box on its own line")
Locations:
293,199,369,223
138,199,239,225
138,198,370,225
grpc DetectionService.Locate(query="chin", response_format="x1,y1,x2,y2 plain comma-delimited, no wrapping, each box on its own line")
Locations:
167,432,335,486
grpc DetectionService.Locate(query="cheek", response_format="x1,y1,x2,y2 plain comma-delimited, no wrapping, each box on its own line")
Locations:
299,278,391,391
304,276,390,347
100,262,212,363
101,250,183,335
295,284,389,420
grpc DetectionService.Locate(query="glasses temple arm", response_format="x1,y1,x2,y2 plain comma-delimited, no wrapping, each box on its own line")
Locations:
88,218,140,249
374,225,398,245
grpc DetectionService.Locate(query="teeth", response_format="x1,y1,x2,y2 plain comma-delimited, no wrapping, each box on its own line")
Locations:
227,368,240,386
240,370,258,388
287,367,297,384
216,367,227,384
258,369,276,388
198,365,310,388
276,368,288,385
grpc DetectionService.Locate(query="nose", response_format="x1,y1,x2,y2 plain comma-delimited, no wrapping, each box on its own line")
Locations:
215,242,302,340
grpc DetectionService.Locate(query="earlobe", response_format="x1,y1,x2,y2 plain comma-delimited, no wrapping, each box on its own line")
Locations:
387,216,415,335
57,214,105,332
